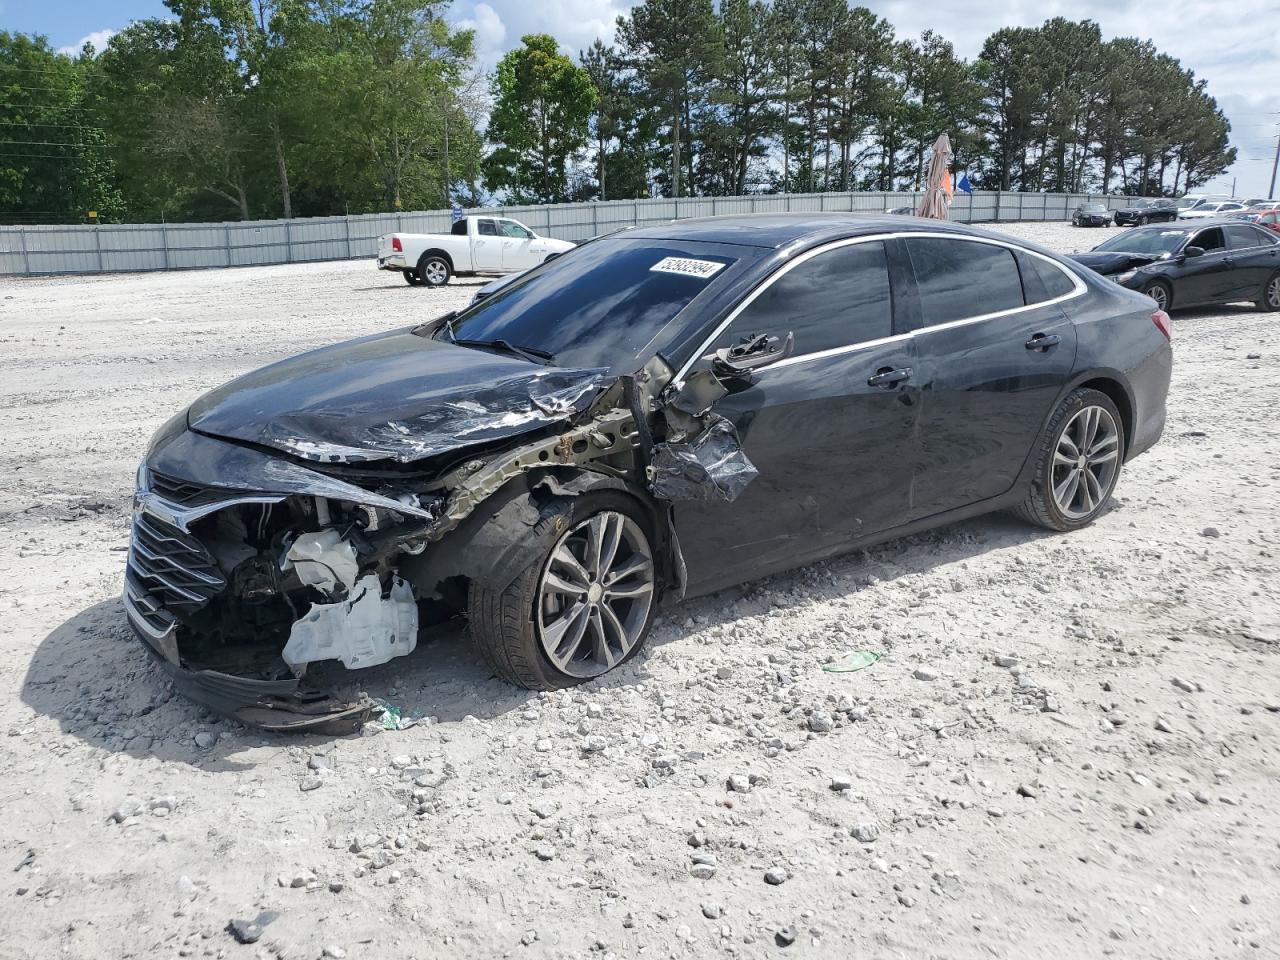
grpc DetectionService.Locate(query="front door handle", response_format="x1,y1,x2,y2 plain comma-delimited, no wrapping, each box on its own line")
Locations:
867,366,913,388
1221,257,1234,267
1025,333,1062,352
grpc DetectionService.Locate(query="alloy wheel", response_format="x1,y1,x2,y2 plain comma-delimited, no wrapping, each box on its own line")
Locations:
1267,276,1280,309
423,259,448,285
536,511,655,678
1146,284,1169,311
1051,405,1121,520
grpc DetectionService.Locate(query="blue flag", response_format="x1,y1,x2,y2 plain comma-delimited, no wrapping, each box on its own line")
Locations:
957,173,973,194
451,202,463,222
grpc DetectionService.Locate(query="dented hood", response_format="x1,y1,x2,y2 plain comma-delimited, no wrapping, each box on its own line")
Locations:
188,329,608,464
1068,251,1163,275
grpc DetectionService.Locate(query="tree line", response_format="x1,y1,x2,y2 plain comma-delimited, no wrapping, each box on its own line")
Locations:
1,0,1237,223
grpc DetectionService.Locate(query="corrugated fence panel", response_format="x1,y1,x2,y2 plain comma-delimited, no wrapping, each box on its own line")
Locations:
1,190,1173,276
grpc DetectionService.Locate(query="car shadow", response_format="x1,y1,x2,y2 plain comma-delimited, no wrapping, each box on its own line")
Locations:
21,510,1057,765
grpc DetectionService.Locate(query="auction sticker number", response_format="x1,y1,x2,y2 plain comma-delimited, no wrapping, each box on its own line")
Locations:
650,257,725,279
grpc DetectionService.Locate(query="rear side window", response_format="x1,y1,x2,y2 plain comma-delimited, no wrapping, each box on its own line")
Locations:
713,241,892,356
905,238,1024,327
1029,256,1078,300
477,219,498,236
450,220,468,236
1226,224,1270,249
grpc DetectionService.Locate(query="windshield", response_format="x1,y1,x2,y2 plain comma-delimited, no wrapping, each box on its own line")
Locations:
1093,229,1189,256
443,239,740,368
1081,204,1107,213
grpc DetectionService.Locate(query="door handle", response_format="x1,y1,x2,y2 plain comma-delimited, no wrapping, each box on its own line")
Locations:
1223,257,1233,266
867,366,913,388
1025,333,1061,352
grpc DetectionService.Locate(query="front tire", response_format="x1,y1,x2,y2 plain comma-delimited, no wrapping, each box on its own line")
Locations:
1014,388,1124,532
1142,279,1171,312
468,492,657,690
1257,270,1280,312
416,254,451,287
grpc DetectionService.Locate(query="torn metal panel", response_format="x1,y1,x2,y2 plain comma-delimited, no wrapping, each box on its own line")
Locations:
648,416,758,502
147,428,438,521
282,574,418,674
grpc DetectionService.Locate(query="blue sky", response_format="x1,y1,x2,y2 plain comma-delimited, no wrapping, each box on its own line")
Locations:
6,0,1278,197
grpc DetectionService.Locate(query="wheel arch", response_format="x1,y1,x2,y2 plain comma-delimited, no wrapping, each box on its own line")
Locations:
417,248,455,272
399,467,679,607
1059,370,1136,457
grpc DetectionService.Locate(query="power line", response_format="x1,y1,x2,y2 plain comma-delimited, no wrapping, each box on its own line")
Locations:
0,119,106,130
0,139,104,148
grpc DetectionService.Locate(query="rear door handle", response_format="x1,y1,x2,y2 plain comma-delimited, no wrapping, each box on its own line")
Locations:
1025,333,1062,351
1222,257,1234,267
867,366,913,388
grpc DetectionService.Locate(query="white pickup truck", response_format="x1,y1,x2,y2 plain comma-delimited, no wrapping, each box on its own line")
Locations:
377,215,575,287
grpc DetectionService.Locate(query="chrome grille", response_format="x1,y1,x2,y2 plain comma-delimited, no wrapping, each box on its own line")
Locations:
126,512,226,615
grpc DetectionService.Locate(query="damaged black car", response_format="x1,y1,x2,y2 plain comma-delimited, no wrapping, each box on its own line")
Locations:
126,215,1173,731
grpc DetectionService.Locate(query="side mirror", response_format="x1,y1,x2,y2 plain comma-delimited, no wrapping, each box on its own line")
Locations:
710,332,795,381
1183,246,1205,258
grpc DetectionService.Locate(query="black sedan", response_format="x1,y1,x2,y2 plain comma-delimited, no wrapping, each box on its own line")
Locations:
127,215,1172,730
1113,198,1180,227
1071,203,1112,227
1070,219,1280,312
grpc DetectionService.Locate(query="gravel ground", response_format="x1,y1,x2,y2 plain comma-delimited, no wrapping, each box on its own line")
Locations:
1,220,1278,960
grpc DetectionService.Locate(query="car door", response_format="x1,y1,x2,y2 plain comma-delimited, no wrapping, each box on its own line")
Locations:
496,220,541,270
471,218,502,271
1224,223,1280,298
672,239,922,595
1174,226,1232,304
897,236,1079,519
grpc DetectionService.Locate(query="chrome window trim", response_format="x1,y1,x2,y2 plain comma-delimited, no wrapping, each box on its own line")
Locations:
674,230,1087,382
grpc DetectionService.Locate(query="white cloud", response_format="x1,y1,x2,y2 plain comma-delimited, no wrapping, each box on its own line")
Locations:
456,3,508,64
452,0,626,68
57,28,117,58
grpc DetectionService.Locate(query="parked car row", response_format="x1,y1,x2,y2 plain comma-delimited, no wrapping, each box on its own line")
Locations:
1073,195,1280,229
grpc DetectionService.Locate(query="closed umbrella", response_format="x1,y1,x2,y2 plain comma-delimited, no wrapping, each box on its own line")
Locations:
916,133,954,220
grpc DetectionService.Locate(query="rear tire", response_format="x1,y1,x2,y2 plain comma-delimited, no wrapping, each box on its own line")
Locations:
468,492,657,690
417,254,451,287
1014,388,1125,532
1257,270,1280,312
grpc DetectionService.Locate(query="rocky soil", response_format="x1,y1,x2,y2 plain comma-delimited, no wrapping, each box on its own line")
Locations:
0,221,1277,960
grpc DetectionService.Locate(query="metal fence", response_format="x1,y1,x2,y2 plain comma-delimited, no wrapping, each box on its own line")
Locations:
0,190,1129,277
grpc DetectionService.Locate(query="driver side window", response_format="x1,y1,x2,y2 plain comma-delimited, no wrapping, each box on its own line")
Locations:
1193,228,1225,252
500,220,534,239
710,241,893,358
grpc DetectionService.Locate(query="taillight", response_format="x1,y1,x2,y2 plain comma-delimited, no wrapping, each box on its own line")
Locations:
1151,309,1171,340
391,236,403,252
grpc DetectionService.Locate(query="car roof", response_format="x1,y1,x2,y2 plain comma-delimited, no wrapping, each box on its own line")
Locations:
619,213,1010,249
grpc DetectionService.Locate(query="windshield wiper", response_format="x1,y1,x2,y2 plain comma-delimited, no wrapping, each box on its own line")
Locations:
452,338,555,364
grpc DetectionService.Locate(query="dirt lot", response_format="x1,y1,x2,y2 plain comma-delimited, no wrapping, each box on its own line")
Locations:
1,221,1277,960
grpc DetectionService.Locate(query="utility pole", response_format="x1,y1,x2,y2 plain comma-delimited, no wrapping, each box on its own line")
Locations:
1270,130,1279,199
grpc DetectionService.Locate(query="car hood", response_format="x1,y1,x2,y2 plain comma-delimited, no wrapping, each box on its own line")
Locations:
1068,251,1164,275
188,328,609,464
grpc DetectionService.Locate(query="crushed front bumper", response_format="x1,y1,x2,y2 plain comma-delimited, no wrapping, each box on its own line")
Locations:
124,585,374,733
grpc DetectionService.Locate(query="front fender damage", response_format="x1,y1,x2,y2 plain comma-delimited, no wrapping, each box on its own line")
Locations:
128,357,756,732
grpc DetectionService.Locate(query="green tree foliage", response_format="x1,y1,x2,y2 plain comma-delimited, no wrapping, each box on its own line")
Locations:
0,31,122,220
0,7,1242,221
484,34,597,203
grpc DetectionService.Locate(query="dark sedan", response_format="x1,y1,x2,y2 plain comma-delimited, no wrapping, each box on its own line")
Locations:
1113,198,1180,227
127,215,1172,730
1071,203,1113,227
1070,219,1280,312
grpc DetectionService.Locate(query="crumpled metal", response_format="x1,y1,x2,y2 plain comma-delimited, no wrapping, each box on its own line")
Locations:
266,371,609,464
649,416,758,502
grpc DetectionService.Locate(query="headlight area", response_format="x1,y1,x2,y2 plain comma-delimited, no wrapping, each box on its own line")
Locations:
1111,269,1140,285
124,486,441,732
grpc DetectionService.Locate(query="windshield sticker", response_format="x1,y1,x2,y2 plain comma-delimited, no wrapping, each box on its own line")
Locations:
650,257,725,279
